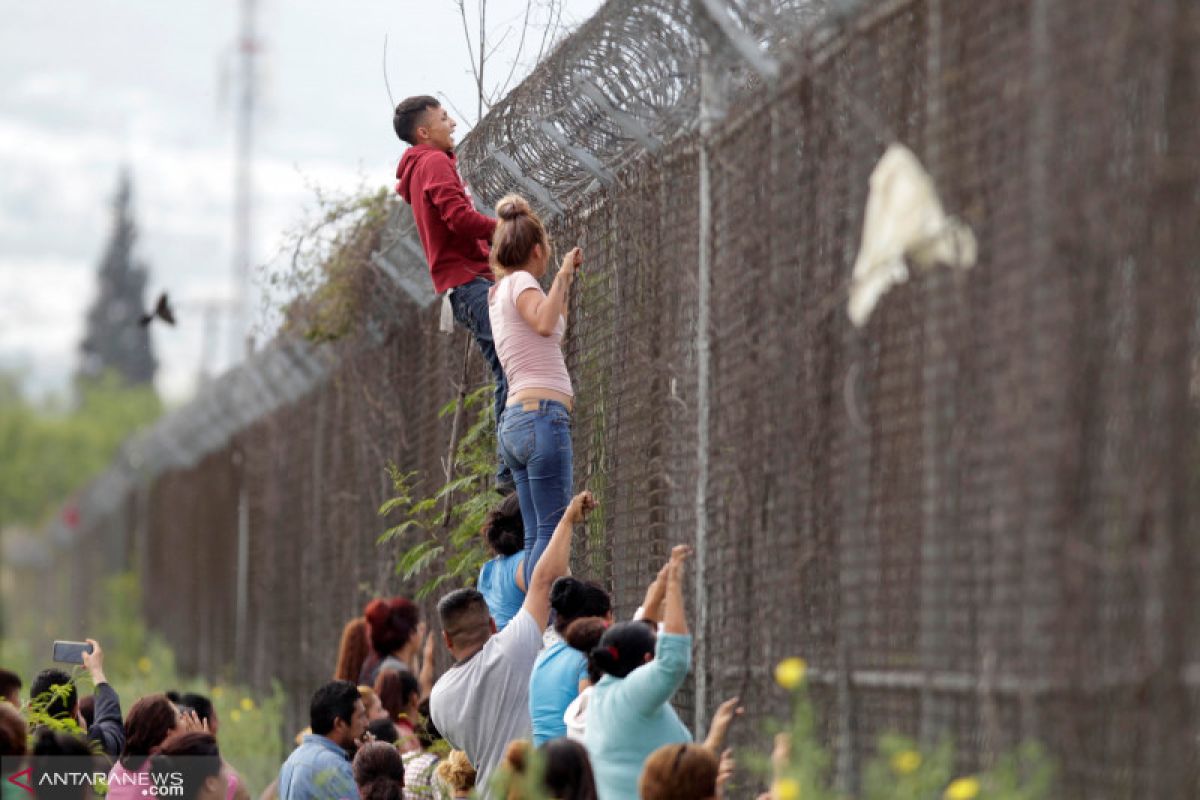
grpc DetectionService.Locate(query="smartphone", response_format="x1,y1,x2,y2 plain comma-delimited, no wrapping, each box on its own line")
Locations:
52,641,93,665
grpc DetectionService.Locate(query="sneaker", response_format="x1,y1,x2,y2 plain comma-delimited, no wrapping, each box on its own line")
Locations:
495,464,515,496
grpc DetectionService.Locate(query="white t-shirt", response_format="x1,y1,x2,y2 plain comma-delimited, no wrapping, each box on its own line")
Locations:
430,607,544,796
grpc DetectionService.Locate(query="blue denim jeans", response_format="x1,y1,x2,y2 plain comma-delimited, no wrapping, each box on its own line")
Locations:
448,277,511,488
497,400,573,585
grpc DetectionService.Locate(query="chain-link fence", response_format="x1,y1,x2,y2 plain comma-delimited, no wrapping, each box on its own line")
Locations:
9,0,1199,796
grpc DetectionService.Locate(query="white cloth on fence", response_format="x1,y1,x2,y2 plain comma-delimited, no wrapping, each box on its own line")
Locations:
848,143,977,327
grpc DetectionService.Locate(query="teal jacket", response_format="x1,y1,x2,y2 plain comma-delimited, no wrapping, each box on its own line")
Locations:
584,633,693,800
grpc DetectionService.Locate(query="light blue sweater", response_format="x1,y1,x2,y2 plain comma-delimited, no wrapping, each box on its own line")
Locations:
584,633,693,800
478,552,525,630
530,640,589,745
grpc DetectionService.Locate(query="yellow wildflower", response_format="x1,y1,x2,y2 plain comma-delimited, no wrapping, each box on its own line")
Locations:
774,658,808,690
772,778,800,800
230,709,242,723
211,686,224,698
137,657,152,674
240,697,255,712
944,777,981,800
891,750,922,775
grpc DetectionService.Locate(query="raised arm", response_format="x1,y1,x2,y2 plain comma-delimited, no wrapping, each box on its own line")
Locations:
617,547,693,714
419,631,436,700
516,247,580,336
704,697,743,752
81,639,125,758
522,491,595,629
662,545,691,635
637,562,670,624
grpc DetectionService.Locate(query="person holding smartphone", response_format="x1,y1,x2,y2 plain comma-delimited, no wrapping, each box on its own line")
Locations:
29,638,124,760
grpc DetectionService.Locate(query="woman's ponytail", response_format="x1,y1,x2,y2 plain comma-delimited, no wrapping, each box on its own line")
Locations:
590,621,656,679
491,193,548,276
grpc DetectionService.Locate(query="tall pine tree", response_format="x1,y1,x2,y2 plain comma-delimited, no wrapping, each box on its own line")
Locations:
77,169,158,390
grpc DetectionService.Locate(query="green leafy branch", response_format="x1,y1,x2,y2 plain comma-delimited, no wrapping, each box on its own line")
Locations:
378,384,498,599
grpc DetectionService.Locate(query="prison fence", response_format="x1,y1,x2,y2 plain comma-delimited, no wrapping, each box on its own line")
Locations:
9,0,1200,795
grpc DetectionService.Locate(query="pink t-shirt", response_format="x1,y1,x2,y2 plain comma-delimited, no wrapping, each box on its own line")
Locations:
106,760,152,800
488,271,573,399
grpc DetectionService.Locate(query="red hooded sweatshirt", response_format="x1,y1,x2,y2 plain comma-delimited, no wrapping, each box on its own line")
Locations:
395,144,498,294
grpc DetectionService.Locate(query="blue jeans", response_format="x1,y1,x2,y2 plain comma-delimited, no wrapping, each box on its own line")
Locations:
449,277,511,488
497,400,573,585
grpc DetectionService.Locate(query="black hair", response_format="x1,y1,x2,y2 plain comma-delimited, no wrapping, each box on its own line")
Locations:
564,617,608,684
549,578,612,633
591,621,657,679
393,95,440,145
151,732,223,800
30,669,76,720
437,588,492,650
374,669,420,720
541,738,598,800
310,680,361,736
414,696,441,749
31,729,97,800
0,669,22,700
353,741,406,800
367,718,399,746
483,493,524,557
180,692,215,726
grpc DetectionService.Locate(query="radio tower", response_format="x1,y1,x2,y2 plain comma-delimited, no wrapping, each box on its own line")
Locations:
231,0,259,360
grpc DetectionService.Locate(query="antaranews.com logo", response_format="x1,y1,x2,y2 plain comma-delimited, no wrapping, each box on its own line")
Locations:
3,757,184,797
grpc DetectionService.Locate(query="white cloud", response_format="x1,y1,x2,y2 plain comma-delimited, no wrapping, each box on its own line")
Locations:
0,0,603,406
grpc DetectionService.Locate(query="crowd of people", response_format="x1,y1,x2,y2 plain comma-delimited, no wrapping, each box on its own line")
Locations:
0,525,762,799
0,94,793,800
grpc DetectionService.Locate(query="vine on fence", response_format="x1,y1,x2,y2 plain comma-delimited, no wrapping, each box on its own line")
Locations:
267,185,395,344
378,384,497,599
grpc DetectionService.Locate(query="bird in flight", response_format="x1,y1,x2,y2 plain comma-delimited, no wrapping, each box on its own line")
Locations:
140,293,176,327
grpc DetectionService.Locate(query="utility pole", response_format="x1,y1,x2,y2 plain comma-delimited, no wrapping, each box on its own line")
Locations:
231,0,259,361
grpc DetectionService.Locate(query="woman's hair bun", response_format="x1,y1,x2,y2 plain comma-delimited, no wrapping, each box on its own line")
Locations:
496,194,531,221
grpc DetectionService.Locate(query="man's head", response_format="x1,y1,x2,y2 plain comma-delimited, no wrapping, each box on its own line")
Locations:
0,669,22,706
393,96,455,151
437,588,496,660
310,680,367,750
30,668,77,722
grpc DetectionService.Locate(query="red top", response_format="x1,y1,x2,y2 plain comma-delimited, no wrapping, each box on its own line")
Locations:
396,144,498,293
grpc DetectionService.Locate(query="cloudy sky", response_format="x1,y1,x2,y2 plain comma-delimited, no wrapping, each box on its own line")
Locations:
0,0,600,403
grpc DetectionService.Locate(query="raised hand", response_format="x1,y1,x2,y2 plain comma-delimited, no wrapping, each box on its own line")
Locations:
705,696,744,752
81,638,107,686
566,490,597,522
560,247,583,280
